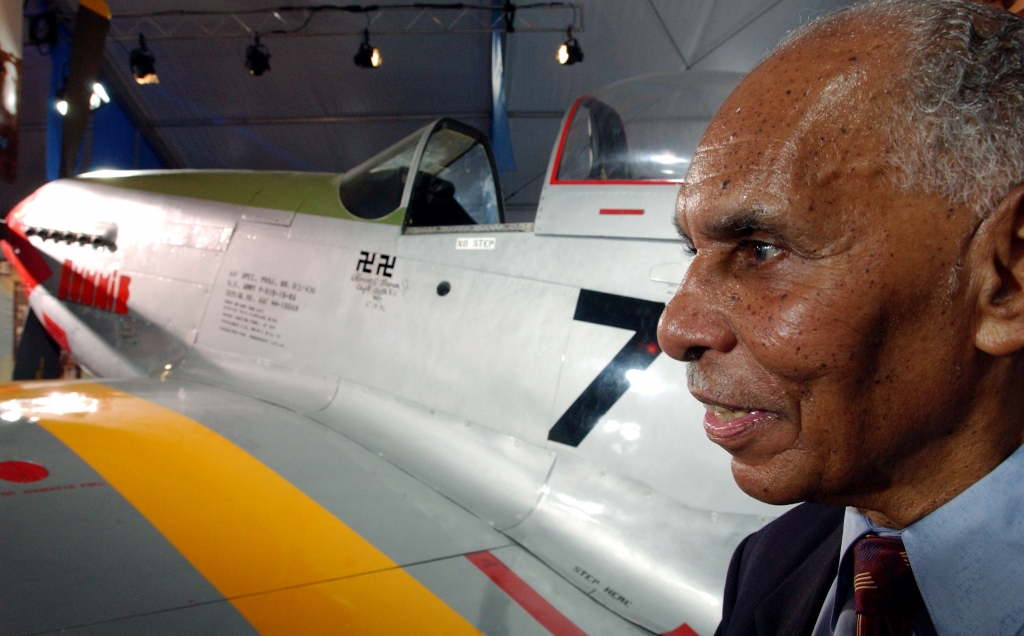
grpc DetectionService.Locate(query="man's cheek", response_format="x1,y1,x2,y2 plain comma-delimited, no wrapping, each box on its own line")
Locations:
745,294,842,378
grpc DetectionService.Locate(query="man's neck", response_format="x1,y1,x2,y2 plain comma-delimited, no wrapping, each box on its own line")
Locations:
850,433,1024,529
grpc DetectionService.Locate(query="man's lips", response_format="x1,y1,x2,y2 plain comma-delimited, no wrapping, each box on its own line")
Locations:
701,403,772,444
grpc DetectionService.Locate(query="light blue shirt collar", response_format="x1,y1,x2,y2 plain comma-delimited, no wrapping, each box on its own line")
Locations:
828,443,1024,636
905,442,1024,635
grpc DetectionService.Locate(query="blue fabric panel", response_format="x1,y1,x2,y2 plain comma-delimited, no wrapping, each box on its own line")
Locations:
88,100,133,170
490,30,516,173
89,101,163,171
136,134,162,169
48,23,163,178
45,26,71,181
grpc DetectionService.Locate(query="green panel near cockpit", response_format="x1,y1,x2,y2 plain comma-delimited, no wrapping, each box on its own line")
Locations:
77,170,405,226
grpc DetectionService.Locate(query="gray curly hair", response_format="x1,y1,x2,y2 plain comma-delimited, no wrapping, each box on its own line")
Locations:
783,0,1024,216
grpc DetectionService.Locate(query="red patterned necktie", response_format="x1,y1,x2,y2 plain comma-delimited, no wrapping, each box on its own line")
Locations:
853,535,922,636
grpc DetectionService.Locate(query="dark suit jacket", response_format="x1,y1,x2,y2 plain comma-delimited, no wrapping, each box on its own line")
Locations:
715,503,845,636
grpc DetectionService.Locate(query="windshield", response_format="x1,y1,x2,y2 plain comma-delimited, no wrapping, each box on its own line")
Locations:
407,122,503,228
407,127,501,227
338,120,502,226
338,129,422,220
553,71,743,184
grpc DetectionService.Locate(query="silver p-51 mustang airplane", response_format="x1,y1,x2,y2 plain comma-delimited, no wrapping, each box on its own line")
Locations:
0,70,781,636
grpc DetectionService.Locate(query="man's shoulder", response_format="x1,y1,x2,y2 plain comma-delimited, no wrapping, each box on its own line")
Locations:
717,503,845,636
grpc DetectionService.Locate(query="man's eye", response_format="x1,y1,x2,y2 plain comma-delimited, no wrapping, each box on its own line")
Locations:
745,241,781,264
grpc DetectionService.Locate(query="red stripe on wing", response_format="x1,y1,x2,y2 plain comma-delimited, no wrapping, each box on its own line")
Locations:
465,551,588,636
662,623,700,636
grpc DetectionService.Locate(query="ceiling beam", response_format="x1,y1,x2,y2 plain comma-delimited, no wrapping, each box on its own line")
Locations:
104,4,584,42
147,111,565,128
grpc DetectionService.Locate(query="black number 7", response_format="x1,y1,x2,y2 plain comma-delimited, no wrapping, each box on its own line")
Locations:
548,290,666,447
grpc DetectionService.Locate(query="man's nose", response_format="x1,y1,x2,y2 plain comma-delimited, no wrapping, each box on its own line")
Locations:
657,272,738,362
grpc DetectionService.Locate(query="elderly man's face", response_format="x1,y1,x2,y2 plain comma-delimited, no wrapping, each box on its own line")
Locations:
658,30,983,507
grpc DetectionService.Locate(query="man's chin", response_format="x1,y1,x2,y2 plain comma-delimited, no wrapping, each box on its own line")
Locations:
730,457,817,506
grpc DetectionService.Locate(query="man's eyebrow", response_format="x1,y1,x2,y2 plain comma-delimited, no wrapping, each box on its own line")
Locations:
703,209,782,240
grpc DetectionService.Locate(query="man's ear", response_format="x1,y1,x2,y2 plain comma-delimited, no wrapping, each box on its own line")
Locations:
975,184,1024,355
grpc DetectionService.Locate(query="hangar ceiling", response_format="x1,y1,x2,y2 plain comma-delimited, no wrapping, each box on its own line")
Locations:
12,0,856,219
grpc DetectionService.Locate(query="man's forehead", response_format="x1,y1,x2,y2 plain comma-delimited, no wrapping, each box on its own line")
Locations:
683,26,899,197
704,35,890,150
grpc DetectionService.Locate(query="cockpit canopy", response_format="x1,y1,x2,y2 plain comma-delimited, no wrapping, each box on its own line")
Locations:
535,70,744,240
338,118,503,228
552,70,744,185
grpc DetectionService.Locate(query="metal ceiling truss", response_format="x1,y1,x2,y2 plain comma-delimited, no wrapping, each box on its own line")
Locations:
147,110,565,128
101,3,584,42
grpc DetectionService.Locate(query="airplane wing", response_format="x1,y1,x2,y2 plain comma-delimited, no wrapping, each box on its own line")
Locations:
0,378,653,636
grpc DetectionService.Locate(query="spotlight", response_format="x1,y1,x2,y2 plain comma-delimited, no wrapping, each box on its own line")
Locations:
130,34,159,85
55,90,68,116
354,29,382,69
55,83,109,116
245,34,271,76
557,27,583,66
89,82,110,110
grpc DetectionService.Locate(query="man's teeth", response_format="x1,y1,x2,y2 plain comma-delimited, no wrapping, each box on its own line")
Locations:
704,404,753,422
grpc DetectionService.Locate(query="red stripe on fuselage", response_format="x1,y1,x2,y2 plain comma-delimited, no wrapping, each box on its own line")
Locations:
42,313,70,352
68,265,84,302
3,192,54,294
1,241,37,296
465,551,588,636
58,260,130,315
58,260,72,299
115,275,130,314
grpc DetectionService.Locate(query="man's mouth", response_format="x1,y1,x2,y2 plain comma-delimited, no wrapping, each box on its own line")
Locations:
704,404,753,422
701,403,770,444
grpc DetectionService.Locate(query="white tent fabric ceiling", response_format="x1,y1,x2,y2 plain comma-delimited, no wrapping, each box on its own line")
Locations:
22,0,858,219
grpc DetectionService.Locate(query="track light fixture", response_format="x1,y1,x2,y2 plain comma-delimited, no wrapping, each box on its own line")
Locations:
54,88,68,116
502,0,516,33
129,34,159,85
54,83,110,117
245,34,271,76
353,29,382,68
557,26,583,65
89,83,111,110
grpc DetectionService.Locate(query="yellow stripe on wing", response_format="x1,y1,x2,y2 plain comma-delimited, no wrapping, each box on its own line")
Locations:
5,382,481,636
